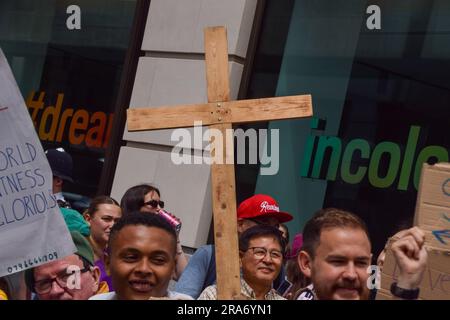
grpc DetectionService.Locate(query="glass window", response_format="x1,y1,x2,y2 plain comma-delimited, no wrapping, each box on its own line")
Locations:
245,0,450,255
0,0,137,210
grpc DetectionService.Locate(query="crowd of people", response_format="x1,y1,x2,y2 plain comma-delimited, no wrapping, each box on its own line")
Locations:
0,148,428,300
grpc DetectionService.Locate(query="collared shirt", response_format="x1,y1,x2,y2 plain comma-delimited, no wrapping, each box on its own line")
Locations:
55,192,71,208
198,278,285,300
296,284,316,300
97,281,110,294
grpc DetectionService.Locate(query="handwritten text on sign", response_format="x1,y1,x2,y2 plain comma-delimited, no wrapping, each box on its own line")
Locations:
0,49,75,277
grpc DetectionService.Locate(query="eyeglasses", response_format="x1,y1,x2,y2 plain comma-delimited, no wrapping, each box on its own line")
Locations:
144,200,164,208
34,267,90,294
246,247,283,260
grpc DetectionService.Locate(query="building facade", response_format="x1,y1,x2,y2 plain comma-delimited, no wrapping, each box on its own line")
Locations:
2,0,449,255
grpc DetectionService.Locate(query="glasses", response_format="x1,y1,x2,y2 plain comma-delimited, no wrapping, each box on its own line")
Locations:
246,247,283,260
34,267,90,294
143,200,164,208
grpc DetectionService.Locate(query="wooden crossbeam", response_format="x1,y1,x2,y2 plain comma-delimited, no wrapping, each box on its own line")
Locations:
127,95,312,131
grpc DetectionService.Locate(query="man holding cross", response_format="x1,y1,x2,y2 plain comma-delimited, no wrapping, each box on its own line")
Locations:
126,26,312,299
175,194,293,299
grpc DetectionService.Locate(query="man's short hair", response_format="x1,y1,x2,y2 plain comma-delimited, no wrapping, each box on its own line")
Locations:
302,208,370,257
108,212,177,254
239,225,286,253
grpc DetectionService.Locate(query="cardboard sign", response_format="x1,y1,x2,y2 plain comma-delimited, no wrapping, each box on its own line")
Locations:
415,163,450,251
379,163,450,299
379,245,450,300
0,49,76,277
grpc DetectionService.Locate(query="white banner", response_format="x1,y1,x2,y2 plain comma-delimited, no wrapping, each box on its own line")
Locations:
0,49,76,277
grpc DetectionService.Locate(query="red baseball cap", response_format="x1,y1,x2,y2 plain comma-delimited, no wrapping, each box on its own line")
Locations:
237,194,293,223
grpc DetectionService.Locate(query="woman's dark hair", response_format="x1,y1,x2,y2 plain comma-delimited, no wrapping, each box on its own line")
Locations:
120,184,160,215
279,223,290,257
285,258,310,299
83,195,120,217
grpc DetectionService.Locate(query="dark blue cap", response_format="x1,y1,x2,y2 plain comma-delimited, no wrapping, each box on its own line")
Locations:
45,148,73,182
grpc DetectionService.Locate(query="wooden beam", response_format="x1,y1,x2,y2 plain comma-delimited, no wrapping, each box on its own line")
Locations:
221,94,312,124
205,26,230,103
204,26,241,300
127,94,312,131
127,103,212,131
210,122,240,300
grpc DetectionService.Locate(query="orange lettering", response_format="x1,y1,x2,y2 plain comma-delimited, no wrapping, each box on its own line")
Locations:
28,91,113,149
86,111,107,148
56,108,74,142
69,109,89,145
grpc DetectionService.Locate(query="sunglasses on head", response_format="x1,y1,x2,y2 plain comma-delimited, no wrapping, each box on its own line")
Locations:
144,200,164,208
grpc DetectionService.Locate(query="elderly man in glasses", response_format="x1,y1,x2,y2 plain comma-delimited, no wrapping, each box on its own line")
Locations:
199,225,286,300
25,231,106,300
176,194,293,299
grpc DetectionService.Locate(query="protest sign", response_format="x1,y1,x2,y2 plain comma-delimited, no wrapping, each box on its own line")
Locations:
378,163,450,299
414,163,450,251
378,244,450,300
0,49,76,277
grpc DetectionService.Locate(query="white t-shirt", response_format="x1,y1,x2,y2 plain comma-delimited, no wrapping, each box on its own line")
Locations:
89,290,193,300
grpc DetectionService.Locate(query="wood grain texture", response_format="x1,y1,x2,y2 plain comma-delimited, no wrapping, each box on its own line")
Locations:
127,103,213,131
205,27,240,300
127,94,312,131
224,94,313,123
204,26,230,103
210,122,240,300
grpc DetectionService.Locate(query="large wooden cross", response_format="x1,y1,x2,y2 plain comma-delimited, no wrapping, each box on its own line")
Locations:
127,26,313,299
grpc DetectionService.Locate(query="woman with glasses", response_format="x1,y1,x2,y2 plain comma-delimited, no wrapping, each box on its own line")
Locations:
83,195,122,290
120,184,187,279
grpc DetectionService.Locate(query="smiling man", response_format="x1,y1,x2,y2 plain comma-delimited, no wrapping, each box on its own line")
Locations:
298,208,372,300
89,212,192,300
198,225,286,300
297,208,427,300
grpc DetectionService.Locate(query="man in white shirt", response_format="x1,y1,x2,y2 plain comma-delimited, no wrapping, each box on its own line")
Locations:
90,212,192,300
